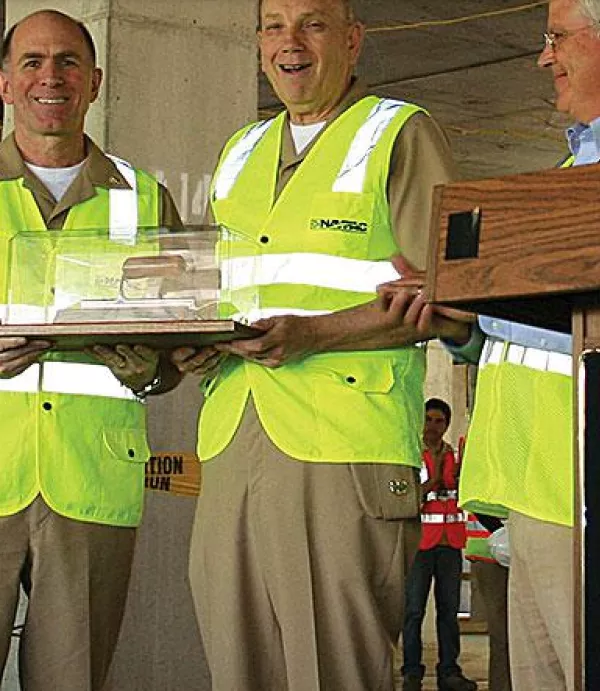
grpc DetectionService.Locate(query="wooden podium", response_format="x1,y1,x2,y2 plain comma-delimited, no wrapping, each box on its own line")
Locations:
427,163,600,691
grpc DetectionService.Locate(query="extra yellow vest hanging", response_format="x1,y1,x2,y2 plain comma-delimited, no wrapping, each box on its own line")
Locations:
0,161,159,527
464,515,496,564
199,96,428,465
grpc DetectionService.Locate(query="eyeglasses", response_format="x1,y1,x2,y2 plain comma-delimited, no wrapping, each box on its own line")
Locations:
543,24,597,51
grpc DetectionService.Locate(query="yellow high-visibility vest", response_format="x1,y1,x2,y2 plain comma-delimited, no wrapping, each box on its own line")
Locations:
0,161,160,527
459,156,576,527
200,96,429,464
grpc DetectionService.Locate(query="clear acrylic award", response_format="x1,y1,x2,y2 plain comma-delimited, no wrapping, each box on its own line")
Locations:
0,225,260,349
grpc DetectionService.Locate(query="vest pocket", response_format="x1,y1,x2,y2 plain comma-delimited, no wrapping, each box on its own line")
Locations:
102,428,150,464
349,463,421,520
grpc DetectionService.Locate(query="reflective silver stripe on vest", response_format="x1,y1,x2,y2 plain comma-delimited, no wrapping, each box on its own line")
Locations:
214,100,407,317
222,253,400,295
421,512,466,524
212,119,277,201
425,489,458,502
0,304,48,325
480,339,572,376
214,98,408,200
466,518,489,534
0,361,139,400
0,365,40,392
106,155,138,244
333,98,407,193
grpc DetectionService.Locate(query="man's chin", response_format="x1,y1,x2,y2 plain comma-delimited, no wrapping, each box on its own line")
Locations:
553,86,571,116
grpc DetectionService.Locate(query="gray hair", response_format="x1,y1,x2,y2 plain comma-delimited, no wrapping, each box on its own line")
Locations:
578,0,600,26
258,0,359,25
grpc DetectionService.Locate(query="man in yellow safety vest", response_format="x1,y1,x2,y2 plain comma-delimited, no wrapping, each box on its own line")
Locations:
0,10,181,690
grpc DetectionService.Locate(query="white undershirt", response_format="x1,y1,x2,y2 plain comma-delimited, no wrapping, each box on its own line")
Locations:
26,159,86,202
290,121,327,154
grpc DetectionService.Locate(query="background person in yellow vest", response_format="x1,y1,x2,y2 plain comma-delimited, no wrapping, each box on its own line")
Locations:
401,399,476,691
0,10,182,691
465,514,511,691
170,0,474,689
374,1,600,688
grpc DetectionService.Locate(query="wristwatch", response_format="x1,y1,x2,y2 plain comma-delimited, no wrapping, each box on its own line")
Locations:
133,371,162,400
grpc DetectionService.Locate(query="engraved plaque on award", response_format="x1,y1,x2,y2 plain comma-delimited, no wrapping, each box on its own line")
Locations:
0,225,260,349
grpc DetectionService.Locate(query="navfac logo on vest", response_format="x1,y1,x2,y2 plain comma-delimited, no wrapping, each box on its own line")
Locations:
310,218,369,234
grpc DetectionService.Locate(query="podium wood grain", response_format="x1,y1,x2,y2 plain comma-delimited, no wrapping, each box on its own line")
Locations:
428,165,600,690
427,163,600,331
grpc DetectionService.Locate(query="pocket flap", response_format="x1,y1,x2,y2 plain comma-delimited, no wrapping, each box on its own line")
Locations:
328,360,394,393
102,428,150,464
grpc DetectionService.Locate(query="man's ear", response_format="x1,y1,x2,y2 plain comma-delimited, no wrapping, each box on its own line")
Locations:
257,30,267,75
348,21,366,68
89,67,103,104
0,71,15,106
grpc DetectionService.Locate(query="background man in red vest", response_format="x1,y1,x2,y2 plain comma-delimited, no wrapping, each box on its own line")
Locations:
401,398,477,691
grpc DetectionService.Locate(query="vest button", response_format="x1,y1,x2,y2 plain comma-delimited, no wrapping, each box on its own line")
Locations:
128,448,135,458
259,235,269,244
42,402,52,411
346,376,356,384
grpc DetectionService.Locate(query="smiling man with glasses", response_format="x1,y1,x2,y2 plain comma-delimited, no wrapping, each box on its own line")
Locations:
374,1,600,690
539,0,600,123
456,1,600,689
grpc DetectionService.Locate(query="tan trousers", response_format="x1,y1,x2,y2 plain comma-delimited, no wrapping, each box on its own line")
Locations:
0,496,136,691
508,511,574,691
189,400,421,691
472,560,511,691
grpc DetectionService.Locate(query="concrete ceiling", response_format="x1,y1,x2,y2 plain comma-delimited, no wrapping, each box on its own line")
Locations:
259,0,569,180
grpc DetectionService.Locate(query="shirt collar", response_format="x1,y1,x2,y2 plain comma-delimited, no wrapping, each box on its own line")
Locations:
0,132,133,191
566,116,600,163
280,77,368,167
320,77,369,123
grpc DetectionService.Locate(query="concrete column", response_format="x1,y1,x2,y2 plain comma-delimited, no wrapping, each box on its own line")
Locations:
2,2,259,690
425,341,470,448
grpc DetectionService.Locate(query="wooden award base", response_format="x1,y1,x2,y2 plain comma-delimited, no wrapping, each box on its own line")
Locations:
0,319,259,350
